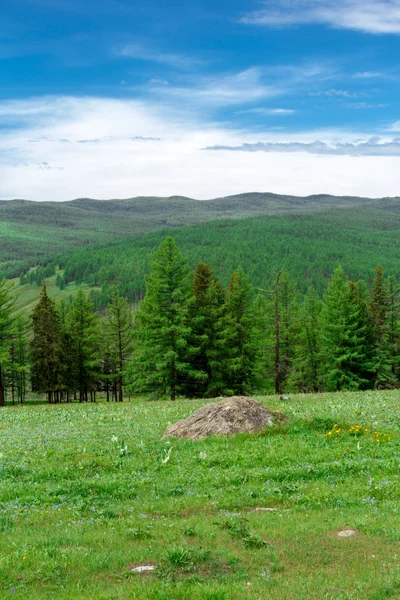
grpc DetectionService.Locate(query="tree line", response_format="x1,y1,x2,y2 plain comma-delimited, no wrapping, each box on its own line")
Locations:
0,236,399,405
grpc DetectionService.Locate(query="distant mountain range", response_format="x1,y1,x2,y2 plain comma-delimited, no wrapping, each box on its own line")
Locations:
1,192,399,278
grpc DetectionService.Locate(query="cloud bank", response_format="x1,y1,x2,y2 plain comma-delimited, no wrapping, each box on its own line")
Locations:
1,96,400,201
241,1,400,35
205,137,400,156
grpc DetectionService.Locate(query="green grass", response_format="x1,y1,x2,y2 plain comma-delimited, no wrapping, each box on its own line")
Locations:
1,391,400,599
11,272,95,316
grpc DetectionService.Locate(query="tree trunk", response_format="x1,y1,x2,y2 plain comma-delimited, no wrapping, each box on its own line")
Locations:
171,359,176,401
118,327,124,402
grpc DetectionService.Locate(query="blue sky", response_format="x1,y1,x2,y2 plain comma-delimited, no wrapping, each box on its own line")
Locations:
1,0,400,200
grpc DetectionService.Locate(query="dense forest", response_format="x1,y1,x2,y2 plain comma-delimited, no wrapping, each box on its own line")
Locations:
2,192,399,278
1,236,399,405
56,206,400,308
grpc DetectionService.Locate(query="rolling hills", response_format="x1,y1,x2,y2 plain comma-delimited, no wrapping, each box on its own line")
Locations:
2,192,400,312
1,192,398,278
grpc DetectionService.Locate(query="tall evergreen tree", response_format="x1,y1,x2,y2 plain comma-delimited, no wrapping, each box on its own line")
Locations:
256,270,298,394
387,275,400,384
291,286,323,392
223,268,258,395
67,289,100,402
185,262,227,397
0,276,14,406
320,266,373,391
104,286,134,402
8,315,29,404
30,283,63,403
369,266,396,388
131,237,204,400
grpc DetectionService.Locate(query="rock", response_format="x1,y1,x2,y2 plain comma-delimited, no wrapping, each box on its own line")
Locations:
130,564,156,574
161,396,287,440
336,527,358,538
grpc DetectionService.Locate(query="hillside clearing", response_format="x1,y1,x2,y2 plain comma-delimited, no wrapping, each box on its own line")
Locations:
1,390,399,599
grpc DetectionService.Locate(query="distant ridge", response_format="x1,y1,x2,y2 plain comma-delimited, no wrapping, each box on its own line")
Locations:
0,191,399,278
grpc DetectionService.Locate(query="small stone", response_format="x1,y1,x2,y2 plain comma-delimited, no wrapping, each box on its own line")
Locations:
252,507,278,512
337,528,358,538
131,565,156,573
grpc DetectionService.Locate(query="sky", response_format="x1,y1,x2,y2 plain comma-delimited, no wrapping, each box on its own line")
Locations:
1,0,400,201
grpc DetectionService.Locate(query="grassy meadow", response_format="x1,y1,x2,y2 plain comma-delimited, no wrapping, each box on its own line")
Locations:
11,272,95,316
1,391,400,599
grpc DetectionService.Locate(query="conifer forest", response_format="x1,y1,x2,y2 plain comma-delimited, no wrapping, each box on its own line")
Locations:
1,234,399,406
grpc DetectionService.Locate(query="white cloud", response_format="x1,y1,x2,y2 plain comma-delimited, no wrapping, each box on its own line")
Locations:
235,107,296,115
116,43,202,70
353,71,385,78
315,89,358,98
205,137,400,156
155,68,284,108
0,96,399,201
241,1,400,35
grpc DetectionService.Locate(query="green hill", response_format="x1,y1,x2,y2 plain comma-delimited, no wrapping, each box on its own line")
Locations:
1,192,397,278
11,271,95,316
55,203,400,306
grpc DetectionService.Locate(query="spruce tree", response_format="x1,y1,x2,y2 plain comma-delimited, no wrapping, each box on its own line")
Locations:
291,286,323,392
8,315,29,404
131,236,204,400
320,266,373,391
30,283,63,403
67,289,100,402
223,268,258,395
104,286,133,402
0,276,14,406
369,266,397,388
387,276,400,384
185,262,227,397
256,270,298,394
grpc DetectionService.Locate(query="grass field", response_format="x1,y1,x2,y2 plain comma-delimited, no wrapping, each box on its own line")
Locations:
11,272,95,316
1,391,400,599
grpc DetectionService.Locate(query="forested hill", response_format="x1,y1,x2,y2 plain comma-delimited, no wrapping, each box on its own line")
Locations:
1,191,399,277
58,203,400,307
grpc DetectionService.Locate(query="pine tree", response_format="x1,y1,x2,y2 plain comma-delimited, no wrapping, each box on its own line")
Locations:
131,237,204,400
30,283,63,403
256,270,298,394
104,286,134,402
185,263,227,397
320,266,373,391
291,286,323,392
8,315,29,404
369,266,396,388
0,276,15,406
223,268,258,395
387,275,400,384
67,289,100,402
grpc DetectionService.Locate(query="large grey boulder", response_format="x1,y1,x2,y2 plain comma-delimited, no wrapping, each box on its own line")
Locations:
161,396,286,440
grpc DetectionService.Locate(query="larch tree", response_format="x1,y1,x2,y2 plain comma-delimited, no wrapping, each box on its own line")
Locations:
30,283,63,403
223,267,259,395
185,262,227,397
67,289,100,402
387,275,400,384
0,276,15,406
256,270,298,394
131,236,204,400
291,286,323,392
104,286,134,402
320,266,373,391
369,266,397,388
